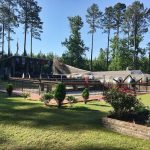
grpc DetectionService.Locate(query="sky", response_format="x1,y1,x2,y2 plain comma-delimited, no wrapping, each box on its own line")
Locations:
9,0,150,59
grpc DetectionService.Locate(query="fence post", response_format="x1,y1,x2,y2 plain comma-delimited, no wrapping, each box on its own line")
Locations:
39,79,41,95
22,79,23,92
146,82,148,92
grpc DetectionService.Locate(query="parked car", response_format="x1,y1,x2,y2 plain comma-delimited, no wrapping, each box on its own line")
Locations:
83,72,94,80
71,73,82,79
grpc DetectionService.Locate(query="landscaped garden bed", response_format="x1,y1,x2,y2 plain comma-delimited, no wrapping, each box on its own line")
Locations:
102,117,150,140
103,86,150,140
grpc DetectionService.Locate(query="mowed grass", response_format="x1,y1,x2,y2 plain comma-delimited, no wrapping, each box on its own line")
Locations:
138,94,150,107
0,93,150,150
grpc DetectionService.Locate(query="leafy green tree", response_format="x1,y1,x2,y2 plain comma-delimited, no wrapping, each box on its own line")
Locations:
4,0,18,56
0,0,19,57
109,36,119,70
28,0,43,57
113,3,126,37
62,16,88,68
46,52,54,61
139,56,148,73
93,48,107,71
109,37,132,70
86,3,102,71
18,0,42,56
127,1,150,69
118,38,132,70
18,0,31,56
36,50,46,59
147,42,150,73
122,7,132,53
101,6,114,70
0,1,7,57
112,3,126,59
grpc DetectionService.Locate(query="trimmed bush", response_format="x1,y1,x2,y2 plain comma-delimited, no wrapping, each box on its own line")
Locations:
22,92,30,99
54,83,66,108
6,84,13,96
82,88,89,104
41,92,53,106
66,96,77,107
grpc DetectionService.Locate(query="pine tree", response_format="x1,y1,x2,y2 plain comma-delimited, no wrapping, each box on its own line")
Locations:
0,0,8,56
112,3,126,58
126,1,150,69
86,3,102,71
101,6,114,70
62,16,88,68
18,0,31,56
18,0,42,56
93,48,107,71
122,8,132,53
4,0,18,56
147,42,150,73
28,0,43,57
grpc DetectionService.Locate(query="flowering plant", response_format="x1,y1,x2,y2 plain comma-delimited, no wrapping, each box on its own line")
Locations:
104,87,141,117
117,86,135,96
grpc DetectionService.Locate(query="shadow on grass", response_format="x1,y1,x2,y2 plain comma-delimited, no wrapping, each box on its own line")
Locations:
88,103,111,107
8,145,130,150
76,145,130,150
3,142,131,150
0,94,110,132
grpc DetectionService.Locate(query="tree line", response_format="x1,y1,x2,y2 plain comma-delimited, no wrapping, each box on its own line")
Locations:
0,0,42,57
62,1,150,73
0,1,150,73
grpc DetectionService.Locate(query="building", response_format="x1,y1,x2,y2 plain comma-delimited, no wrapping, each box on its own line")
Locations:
93,70,150,83
0,56,53,78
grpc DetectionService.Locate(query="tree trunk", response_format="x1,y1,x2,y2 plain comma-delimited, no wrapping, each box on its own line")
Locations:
84,98,87,104
2,21,5,57
127,27,130,52
8,27,11,56
24,1,28,56
107,29,110,70
57,100,62,108
90,33,94,71
7,3,11,56
134,29,137,69
148,49,150,73
24,22,27,56
30,27,33,57
116,25,120,53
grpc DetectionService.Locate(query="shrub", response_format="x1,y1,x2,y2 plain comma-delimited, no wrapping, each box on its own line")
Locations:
22,92,30,99
41,92,53,106
66,96,77,107
104,88,141,117
6,84,13,96
54,83,66,108
146,115,150,126
82,88,89,104
136,107,150,124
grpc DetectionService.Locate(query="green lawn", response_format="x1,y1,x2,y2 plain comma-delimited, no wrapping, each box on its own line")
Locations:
0,93,150,150
138,94,150,107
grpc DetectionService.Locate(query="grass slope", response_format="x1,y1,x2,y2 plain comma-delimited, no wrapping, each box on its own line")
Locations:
0,93,150,150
